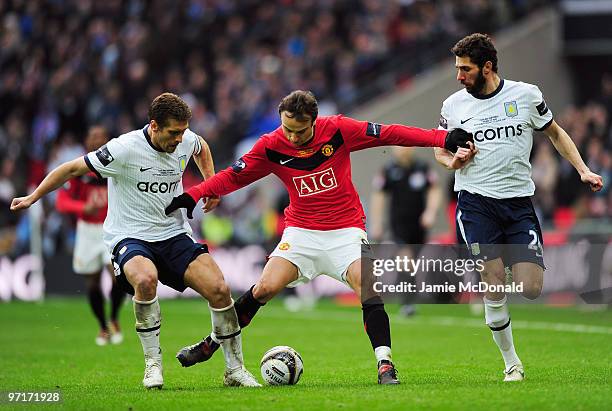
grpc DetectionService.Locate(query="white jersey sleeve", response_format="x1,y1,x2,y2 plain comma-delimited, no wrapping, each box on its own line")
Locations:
438,99,451,131
191,132,203,156
526,84,553,131
85,138,127,179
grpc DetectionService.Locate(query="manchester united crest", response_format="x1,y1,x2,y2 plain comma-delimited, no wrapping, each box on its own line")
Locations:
321,144,334,156
278,242,291,251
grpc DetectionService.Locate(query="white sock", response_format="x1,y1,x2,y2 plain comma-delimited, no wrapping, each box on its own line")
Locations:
210,300,243,371
374,346,392,364
133,296,162,360
484,296,521,370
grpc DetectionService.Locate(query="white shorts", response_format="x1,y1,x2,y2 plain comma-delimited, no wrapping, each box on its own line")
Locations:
269,226,367,287
73,220,112,274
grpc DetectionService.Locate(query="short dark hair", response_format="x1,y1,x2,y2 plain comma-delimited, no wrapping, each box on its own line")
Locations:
148,92,192,128
451,33,498,72
278,90,318,122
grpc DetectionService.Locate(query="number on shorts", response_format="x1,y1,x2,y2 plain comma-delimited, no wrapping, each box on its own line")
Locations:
527,229,542,256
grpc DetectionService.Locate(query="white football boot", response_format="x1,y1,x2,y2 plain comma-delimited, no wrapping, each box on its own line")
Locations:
95,330,110,346
109,321,124,345
223,367,261,387
143,356,164,389
503,364,524,382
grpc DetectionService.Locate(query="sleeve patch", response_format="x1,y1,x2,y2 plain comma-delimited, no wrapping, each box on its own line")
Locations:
366,122,382,138
95,145,114,166
439,116,448,129
536,100,549,116
231,157,247,173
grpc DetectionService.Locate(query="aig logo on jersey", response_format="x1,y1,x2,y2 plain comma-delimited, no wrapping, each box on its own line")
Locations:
504,101,518,117
293,167,338,197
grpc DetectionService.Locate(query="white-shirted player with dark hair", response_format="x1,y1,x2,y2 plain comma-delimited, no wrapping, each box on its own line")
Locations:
10,93,260,389
435,33,603,382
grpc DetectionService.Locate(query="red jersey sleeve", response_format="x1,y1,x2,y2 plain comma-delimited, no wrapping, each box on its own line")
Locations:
338,116,447,152
186,138,272,200
56,182,86,215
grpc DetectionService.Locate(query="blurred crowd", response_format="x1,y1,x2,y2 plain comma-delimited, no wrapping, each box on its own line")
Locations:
4,0,607,260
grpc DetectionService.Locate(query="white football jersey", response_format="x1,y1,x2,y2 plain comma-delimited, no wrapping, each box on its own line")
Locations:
85,126,202,252
439,79,553,199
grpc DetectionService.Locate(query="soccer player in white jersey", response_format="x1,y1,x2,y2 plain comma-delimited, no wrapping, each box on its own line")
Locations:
434,34,603,382
10,93,260,389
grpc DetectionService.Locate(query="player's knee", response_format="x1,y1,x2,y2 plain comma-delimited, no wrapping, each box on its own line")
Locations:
523,279,542,300
480,268,504,284
132,271,157,295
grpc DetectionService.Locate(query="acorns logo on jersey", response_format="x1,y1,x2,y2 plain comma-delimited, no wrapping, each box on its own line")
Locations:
321,144,334,156
137,180,181,193
473,124,523,142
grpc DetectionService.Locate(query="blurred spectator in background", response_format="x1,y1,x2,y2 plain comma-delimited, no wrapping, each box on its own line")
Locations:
370,146,441,316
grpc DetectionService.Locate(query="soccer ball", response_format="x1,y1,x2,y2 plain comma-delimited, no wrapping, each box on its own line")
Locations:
260,346,303,385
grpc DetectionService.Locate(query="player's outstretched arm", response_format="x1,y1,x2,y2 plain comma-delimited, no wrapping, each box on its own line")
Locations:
165,140,272,218
10,157,91,211
339,116,474,151
543,120,603,192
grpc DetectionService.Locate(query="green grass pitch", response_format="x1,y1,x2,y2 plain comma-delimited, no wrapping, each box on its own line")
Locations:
0,298,610,410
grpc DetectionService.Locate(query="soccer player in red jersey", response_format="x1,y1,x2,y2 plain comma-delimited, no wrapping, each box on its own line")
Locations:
56,126,125,346
166,90,473,384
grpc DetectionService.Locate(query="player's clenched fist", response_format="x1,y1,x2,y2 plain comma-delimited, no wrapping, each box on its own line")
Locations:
449,141,478,170
580,171,604,192
10,195,35,211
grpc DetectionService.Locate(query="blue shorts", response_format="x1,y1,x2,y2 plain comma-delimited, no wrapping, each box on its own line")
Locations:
455,191,545,269
111,233,209,295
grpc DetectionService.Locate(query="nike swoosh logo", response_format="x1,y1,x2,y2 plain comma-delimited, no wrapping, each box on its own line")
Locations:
460,117,474,124
140,167,153,172
279,158,294,165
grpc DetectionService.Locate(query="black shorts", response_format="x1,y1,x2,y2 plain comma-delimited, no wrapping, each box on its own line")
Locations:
111,233,209,295
455,191,545,269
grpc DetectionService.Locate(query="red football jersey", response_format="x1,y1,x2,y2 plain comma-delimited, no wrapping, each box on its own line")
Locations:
188,115,447,231
56,172,108,224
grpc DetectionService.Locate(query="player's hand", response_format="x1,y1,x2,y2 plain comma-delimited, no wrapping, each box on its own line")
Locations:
165,193,197,219
449,142,478,169
420,209,436,229
444,128,473,153
202,196,220,213
580,170,604,192
10,195,35,211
